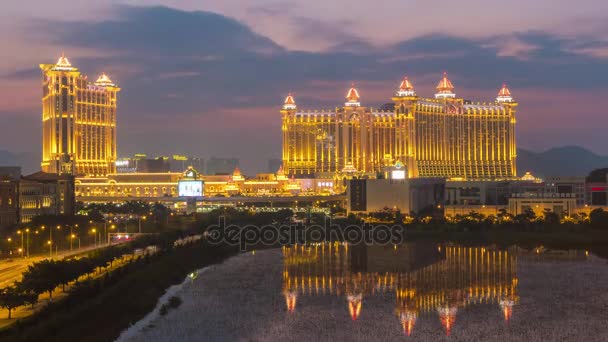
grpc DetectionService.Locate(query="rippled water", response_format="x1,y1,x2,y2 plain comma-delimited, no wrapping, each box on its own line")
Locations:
124,243,608,342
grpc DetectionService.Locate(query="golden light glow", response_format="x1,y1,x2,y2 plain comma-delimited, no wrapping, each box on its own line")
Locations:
282,244,519,335
281,76,517,180
40,54,120,176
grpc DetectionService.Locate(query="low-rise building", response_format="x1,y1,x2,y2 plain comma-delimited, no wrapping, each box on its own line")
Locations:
0,167,20,231
19,172,75,223
585,169,608,206
445,172,544,206
508,193,577,216
346,178,445,214
545,176,586,206
75,166,309,203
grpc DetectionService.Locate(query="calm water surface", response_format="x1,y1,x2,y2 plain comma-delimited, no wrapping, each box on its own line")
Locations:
282,243,603,338
125,242,608,342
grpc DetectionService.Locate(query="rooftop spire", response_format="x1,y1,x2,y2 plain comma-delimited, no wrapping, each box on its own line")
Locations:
496,83,514,102
283,93,296,110
435,72,456,99
345,82,361,107
54,52,74,70
396,76,416,97
95,73,115,87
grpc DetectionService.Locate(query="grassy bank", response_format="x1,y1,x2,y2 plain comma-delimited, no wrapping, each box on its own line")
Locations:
0,240,238,342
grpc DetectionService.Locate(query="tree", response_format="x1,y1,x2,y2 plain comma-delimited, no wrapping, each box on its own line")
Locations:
394,210,403,225
56,259,83,291
590,208,608,229
0,286,28,319
523,207,536,221
20,259,61,300
542,209,560,225
274,209,294,223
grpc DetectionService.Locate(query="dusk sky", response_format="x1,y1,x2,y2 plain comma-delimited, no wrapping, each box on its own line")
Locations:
1,0,608,173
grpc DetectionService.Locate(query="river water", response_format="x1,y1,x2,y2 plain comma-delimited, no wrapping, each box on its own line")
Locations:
121,242,608,341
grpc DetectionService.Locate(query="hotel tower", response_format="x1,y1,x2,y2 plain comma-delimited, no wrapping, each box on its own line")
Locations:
40,54,120,176
281,73,517,180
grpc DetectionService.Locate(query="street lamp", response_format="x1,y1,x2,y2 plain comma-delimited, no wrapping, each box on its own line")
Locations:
56,225,61,255
6,237,12,256
108,224,116,245
25,228,30,258
16,230,23,258
70,233,80,250
91,228,97,247
138,216,147,234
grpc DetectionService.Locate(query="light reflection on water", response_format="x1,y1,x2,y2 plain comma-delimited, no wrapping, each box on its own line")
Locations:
281,243,590,336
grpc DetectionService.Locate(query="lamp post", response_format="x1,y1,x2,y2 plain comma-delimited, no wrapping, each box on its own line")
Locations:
25,228,30,258
41,225,52,258
138,216,146,234
17,230,23,258
6,237,12,256
68,224,78,252
108,224,116,245
55,225,61,256
91,228,97,247
70,234,78,250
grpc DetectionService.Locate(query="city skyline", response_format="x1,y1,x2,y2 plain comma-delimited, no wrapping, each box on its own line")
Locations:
1,2,608,174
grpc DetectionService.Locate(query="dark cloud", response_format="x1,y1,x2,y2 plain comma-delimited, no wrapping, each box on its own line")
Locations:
28,6,608,109
39,5,284,57
18,5,608,170
3,67,39,80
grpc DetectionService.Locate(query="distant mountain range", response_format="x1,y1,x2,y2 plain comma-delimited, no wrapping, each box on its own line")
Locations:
517,146,608,178
2,146,607,179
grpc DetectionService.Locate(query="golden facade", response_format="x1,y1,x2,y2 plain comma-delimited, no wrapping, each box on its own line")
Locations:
40,54,120,176
281,74,518,180
74,166,309,202
282,243,518,336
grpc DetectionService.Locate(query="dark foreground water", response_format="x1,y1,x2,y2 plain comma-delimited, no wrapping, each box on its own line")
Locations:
122,243,608,342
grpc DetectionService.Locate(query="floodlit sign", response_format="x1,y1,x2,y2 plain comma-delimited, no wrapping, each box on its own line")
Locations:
178,180,204,197
391,170,406,180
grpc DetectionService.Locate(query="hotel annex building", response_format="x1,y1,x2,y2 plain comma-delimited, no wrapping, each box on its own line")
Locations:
281,73,518,180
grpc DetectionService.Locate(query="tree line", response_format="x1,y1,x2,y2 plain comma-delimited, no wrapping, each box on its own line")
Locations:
0,230,187,319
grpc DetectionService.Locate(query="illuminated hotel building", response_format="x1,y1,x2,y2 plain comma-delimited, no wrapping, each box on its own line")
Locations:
40,54,120,176
281,73,518,180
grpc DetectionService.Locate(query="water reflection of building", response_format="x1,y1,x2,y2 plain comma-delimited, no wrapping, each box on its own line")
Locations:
282,243,518,336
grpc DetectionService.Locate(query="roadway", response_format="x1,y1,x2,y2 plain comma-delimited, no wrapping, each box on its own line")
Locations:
0,243,109,288
0,251,136,328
